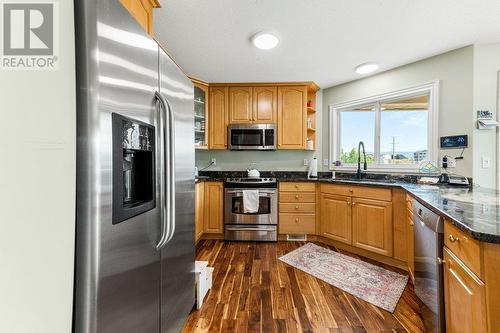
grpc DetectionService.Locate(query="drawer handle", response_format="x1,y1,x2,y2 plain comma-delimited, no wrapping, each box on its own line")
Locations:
448,234,459,243
295,205,299,210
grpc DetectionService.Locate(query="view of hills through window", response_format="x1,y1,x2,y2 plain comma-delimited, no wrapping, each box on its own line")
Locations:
339,95,429,166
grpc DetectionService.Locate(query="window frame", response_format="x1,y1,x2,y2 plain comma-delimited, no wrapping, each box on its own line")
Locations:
329,81,439,173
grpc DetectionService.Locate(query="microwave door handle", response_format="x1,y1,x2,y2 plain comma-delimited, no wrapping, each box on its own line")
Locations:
154,91,169,250
165,96,176,244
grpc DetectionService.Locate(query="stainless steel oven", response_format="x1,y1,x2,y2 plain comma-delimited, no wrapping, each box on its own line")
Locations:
224,178,277,241
228,124,276,150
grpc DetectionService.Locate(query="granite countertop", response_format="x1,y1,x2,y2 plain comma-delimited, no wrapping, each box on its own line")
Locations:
196,171,500,243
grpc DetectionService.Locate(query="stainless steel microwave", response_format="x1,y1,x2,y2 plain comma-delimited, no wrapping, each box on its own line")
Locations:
228,124,276,150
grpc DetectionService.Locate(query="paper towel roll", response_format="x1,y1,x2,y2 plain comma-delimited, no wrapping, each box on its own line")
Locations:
307,158,318,178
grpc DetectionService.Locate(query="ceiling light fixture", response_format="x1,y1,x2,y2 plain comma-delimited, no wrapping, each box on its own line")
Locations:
251,32,279,50
354,62,379,74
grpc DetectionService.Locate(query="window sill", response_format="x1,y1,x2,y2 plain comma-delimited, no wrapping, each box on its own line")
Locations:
330,166,438,175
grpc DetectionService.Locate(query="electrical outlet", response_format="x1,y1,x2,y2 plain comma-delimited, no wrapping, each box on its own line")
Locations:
447,158,456,168
482,156,491,169
211,158,216,166
323,159,329,166
303,159,309,166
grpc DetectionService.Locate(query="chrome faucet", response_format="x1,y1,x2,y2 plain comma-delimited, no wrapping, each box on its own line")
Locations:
357,141,367,179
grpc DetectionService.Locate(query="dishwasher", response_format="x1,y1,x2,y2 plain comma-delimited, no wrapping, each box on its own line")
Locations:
413,200,445,333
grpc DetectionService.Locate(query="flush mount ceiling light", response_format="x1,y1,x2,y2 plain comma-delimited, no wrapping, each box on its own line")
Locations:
354,62,379,74
251,32,279,50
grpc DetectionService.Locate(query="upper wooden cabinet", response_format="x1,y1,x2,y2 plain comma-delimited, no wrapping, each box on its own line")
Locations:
229,87,253,123
319,193,352,245
277,86,308,149
228,86,277,124
208,87,228,149
204,82,318,150
252,87,277,123
193,82,209,149
119,0,160,35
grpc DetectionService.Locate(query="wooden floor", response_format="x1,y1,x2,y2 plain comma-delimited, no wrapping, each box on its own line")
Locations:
183,240,427,333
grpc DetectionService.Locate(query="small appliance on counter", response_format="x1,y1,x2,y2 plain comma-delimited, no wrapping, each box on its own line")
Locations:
247,167,260,178
438,173,470,186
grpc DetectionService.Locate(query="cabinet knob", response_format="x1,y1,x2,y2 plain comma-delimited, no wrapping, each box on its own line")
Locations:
436,257,445,265
448,234,459,243
349,189,353,193
295,205,299,210
295,218,299,223
352,202,356,206
295,185,299,188
410,221,414,226
295,195,299,199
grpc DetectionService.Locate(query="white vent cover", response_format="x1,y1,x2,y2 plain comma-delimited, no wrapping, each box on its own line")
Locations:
286,234,307,241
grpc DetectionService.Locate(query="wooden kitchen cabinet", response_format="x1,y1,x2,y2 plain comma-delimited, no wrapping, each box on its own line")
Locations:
277,86,307,149
319,193,352,245
252,86,277,123
119,0,160,35
278,182,316,235
203,182,224,234
229,87,253,123
195,182,204,243
208,87,228,149
352,198,393,257
443,247,487,333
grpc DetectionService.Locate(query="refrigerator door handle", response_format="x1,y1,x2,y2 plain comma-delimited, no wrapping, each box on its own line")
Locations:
164,94,176,244
155,91,170,250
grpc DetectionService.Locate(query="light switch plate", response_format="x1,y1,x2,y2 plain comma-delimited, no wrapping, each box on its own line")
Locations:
323,159,329,166
482,157,491,169
303,159,309,166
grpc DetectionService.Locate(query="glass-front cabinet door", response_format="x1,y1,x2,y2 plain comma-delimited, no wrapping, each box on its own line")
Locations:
194,82,208,149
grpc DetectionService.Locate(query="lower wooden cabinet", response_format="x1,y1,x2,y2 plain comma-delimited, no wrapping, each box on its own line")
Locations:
319,193,352,244
443,246,487,333
194,182,204,243
203,181,224,234
352,198,393,256
278,182,316,234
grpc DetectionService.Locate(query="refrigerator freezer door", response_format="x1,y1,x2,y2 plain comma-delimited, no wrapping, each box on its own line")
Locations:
74,1,162,332
158,47,196,333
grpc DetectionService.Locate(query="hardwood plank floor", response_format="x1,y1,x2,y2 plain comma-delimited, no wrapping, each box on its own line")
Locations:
183,240,427,333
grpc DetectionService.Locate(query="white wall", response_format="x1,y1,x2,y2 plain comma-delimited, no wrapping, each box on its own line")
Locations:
196,89,324,171
472,43,500,188
322,46,475,178
0,1,76,332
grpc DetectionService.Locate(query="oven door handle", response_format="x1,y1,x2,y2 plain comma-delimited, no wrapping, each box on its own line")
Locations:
225,226,274,232
226,190,276,195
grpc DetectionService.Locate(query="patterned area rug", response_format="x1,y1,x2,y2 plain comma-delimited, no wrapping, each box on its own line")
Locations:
279,243,408,312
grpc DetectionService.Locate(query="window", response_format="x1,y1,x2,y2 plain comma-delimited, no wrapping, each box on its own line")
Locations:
330,82,438,171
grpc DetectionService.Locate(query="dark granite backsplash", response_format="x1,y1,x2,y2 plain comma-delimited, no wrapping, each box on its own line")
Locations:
198,170,333,180
198,170,423,183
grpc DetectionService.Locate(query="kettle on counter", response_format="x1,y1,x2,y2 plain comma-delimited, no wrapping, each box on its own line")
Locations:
247,168,260,178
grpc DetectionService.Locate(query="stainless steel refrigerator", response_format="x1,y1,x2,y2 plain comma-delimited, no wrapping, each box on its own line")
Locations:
74,1,195,332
